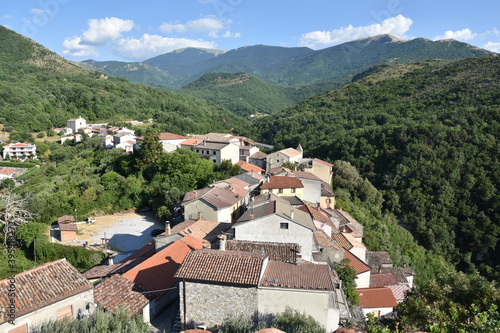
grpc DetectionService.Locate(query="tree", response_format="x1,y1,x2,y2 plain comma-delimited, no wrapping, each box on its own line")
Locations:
0,192,35,243
135,128,163,171
37,132,45,138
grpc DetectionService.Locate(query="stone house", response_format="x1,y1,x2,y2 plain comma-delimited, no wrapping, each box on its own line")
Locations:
0,259,94,333
175,248,345,332
231,199,315,261
249,151,267,170
266,147,303,170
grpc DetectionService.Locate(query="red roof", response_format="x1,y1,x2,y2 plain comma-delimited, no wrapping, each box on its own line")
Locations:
180,138,204,146
343,250,371,274
122,235,203,298
356,287,398,308
314,158,334,168
369,273,399,288
235,160,264,174
260,261,337,290
260,176,304,190
0,168,15,175
159,132,187,141
0,259,92,324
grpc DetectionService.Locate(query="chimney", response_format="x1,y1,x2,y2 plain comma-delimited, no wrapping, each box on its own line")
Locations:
290,209,294,220
218,234,227,251
108,255,114,266
197,212,202,221
249,214,255,220
166,222,171,235
296,254,302,265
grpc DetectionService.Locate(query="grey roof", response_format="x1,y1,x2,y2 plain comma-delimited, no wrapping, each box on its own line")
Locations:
233,173,261,186
193,140,230,150
249,151,267,159
226,240,300,263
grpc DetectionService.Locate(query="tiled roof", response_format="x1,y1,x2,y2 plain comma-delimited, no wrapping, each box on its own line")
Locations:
159,132,187,141
388,284,411,302
0,259,93,324
123,235,203,298
168,219,232,244
183,186,247,209
260,261,337,290
226,240,299,263
334,209,359,227
292,170,322,181
343,250,371,275
356,288,398,308
313,158,334,168
245,171,265,181
282,195,305,207
366,251,393,270
332,233,353,250
299,204,333,226
260,176,304,190
94,274,153,315
249,151,267,159
313,230,339,249
235,160,264,174
193,141,229,150
212,177,250,190
0,168,15,175
233,173,262,186
279,148,302,158
82,258,147,279
379,267,416,284
175,249,266,286
267,166,293,176
255,329,286,333
369,273,399,288
180,138,204,146
321,181,335,196
57,215,75,223
58,222,77,231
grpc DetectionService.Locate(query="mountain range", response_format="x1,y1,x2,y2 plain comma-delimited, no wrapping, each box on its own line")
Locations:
81,34,495,91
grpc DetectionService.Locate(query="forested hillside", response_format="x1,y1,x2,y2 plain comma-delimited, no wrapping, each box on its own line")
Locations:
0,26,246,134
252,56,500,279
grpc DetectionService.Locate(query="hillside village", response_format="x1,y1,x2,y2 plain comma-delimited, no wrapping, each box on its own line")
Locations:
0,121,415,333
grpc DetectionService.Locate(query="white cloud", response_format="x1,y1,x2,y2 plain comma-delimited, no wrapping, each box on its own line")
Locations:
62,36,98,58
81,17,135,45
299,15,413,48
483,42,500,53
30,8,48,14
160,17,239,38
114,34,217,60
434,28,477,41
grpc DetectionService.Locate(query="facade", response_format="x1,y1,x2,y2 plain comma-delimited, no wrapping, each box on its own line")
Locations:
355,287,398,318
67,116,87,133
58,222,78,242
249,151,267,170
0,259,94,333
266,147,303,170
192,140,240,164
298,158,334,185
292,171,323,204
2,143,37,159
343,250,371,289
259,176,304,199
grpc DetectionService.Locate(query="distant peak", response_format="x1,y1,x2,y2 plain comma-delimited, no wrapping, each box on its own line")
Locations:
354,34,406,43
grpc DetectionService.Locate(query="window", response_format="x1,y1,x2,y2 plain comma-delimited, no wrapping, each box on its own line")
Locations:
57,305,73,320
280,222,289,230
291,188,296,193
213,151,216,155
278,188,284,194
8,324,28,333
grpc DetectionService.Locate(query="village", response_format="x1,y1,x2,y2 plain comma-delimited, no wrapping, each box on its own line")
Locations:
0,117,415,333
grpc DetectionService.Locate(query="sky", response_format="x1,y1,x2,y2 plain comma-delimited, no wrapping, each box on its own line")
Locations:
2,0,499,62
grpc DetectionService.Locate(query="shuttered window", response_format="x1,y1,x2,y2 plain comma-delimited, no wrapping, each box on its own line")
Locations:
57,305,73,320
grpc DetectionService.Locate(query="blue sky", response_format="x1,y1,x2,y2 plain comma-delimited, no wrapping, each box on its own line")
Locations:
2,0,499,61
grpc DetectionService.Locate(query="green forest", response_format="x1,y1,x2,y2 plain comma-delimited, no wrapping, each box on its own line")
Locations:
252,56,500,280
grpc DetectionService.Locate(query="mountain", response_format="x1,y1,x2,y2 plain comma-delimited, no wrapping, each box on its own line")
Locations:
252,56,500,280
82,35,495,91
179,72,313,117
0,25,246,134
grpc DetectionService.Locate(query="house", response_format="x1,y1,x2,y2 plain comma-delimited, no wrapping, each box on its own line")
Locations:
58,221,78,242
249,151,267,170
113,132,136,146
67,116,87,133
0,259,94,333
0,168,15,180
259,176,304,199
312,230,344,264
365,251,393,274
159,132,188,153
378,267,416,288
2,143,37,159
179,138,204,150
343,250,371,288
235,160,264,174
182,185,248,223
298,158,334,185
53,127,73,135
239,145,260,163
122,235,203,319
320,181,336,209
333,233,366,262
231,199,315,261
175,249,345,332
369,273,399,288
94,274,154,323
266,146,303,170
355,287,398,318
192,140,240,164
226,240,300,264
299,203,339,237
291,171,323,204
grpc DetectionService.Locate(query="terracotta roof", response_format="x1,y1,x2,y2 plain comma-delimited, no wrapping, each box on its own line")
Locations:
369,273,399,288
175,249,266,286
366,251,393,270
123,235,203,298
299,204,333,226
260,261,337,290
226,240,299,263
260,176,304,190
292,170,322,181
279,148,302,158
379,267,416,284
57,215,75,223
388,284,411,302
343,250,371,275
159,132,187,141
180,138,204,146
168,219,232,244
313,158,334,168
314,230,338,248
82,258,147,279
236,160,264,174
267,166,293,176
58,222,77,231
321,181,335,196
249,151,267,159
0,259,93,324
356,287,398,308
212,177,250,190
255,329,286,333
183,186,247,209
332,233,353,250
0,168,15,175
94,274,153,315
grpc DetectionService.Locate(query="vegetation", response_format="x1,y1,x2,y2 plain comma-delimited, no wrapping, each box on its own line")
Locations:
0,26,247,134
32,307,149,333
253,56,500,279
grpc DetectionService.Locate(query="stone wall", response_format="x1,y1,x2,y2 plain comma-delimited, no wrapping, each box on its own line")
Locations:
179,280,258,329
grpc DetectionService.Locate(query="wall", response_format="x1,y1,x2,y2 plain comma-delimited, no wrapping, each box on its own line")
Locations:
233,215,313,261
220,143,240,164
179,280,258,329
299,178,321,204
356,270,371,289
0,289,94,332
258,287,340,332
60,230,77,242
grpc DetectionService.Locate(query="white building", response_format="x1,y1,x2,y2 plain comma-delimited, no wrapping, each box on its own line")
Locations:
2,143,37,159
67,116,87,134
